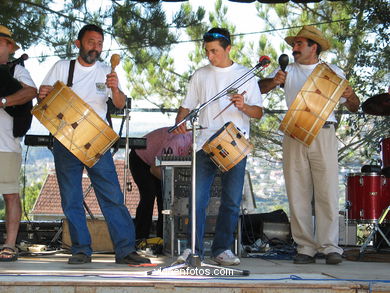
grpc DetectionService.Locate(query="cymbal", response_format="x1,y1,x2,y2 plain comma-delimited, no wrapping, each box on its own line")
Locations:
362,93,390,116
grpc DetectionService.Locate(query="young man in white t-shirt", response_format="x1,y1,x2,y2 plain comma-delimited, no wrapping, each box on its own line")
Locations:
0,25,37,262
259,25,360,265
174,27,263,266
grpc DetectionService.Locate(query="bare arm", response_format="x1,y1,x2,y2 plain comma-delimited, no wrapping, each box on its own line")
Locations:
258,70,287,94
341,85,360,113
173,106,190,134
230,93,263,119
106,72,126,109
150,165,162,180
2,82,37,107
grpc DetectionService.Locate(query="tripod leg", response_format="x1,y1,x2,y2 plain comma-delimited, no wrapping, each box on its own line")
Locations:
359,224,377,255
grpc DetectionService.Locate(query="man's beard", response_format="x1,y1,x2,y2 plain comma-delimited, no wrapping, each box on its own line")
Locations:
79,46,101,64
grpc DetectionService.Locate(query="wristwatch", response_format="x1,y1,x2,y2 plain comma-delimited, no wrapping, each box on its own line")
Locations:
1,97,7,107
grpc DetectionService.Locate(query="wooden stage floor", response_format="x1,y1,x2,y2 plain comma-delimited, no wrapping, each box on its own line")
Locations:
0,249,389,293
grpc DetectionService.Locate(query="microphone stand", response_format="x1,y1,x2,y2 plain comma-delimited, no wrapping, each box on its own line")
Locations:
122,97,132,202
148,60,269,277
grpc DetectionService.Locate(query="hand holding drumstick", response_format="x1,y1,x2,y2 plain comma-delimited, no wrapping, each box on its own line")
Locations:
107,54,127,109
106,54,120,90
213,90,247,120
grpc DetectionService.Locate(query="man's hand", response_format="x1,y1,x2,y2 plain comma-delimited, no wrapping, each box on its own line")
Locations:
230,92,245,111
273,70,287,86
341,85,360,113
106,72,119,92
173,107,190,134
38,85,54,100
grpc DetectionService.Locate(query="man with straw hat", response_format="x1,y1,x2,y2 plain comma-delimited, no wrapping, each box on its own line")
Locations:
259,25,360,265
0,25,37,261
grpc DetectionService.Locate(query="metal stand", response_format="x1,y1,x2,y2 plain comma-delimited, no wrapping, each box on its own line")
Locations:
121,98,132,201
360,206,390,256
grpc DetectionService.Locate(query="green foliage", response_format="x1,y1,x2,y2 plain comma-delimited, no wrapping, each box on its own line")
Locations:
21,181,43,220
0,197,4,220
0,0,48,54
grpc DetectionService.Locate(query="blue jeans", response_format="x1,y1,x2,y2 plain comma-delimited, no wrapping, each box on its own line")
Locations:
53,139,136,258
188,150,246,257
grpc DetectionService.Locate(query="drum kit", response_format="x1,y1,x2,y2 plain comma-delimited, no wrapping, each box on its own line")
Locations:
346,92,390,252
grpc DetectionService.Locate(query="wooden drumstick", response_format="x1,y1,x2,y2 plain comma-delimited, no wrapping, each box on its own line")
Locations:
110,54,120,73
213,91,247,120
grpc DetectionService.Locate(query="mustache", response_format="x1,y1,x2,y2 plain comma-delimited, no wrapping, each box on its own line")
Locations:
292,51,300,56
88,50,99,56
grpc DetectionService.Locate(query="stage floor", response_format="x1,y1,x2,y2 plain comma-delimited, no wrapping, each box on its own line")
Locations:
1,249,390,293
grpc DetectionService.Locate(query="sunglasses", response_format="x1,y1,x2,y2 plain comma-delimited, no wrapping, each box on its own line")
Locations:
203,32,231,43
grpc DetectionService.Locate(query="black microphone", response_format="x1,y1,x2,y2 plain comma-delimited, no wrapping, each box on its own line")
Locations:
258,55,271,67
278,54,289,88
7,53,29,68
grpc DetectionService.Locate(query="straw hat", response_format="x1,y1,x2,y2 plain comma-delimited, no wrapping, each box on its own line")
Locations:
0,25,20,53
285,25,330,51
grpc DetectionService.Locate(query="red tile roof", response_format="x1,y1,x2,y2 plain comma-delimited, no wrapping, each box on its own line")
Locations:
30,160,157,218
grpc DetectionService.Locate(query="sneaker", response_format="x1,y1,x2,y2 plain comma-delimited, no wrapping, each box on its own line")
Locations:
293,253,315,264
176,248,192,264
115,252,151,265
212,250,240,266
325,252,342,265
68,253,91,264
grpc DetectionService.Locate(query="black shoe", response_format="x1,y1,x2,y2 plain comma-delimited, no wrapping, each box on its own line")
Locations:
293,253,315,264
115,252,151,265
68,253,91,264
326,252,342,265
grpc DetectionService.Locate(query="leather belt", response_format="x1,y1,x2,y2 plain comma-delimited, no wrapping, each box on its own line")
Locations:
323,121,337,128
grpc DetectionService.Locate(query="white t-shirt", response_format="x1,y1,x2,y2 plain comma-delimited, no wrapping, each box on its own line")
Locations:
41,59,119,120
181,63,263,151
269,62,347,123
0,65,36,153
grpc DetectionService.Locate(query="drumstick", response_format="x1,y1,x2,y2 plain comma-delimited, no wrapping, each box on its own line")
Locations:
213,91,247,120
110,54,121,73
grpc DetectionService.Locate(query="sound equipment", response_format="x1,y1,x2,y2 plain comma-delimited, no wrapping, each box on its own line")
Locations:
157,157,223,256
0,221,62,247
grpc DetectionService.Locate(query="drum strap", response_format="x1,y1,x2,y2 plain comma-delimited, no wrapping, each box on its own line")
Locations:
67,59,76,87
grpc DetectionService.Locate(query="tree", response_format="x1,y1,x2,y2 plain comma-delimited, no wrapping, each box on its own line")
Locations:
0,0,48,54
21,181,43,220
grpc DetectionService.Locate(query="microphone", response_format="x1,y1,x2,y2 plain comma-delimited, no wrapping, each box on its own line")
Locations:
258,55,271,68
7,53,29,68
278,54,289,88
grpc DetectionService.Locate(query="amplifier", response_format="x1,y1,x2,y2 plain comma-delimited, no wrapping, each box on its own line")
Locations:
62,219,114,252
0,221,62,247
160,163,223,256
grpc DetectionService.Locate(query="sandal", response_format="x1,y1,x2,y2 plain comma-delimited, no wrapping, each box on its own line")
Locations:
0,245,18,262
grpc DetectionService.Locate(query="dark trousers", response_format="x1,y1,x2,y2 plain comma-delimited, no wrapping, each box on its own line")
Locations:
129,150,163,239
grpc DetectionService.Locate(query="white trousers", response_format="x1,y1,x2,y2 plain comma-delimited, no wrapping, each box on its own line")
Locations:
283,125,343,256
